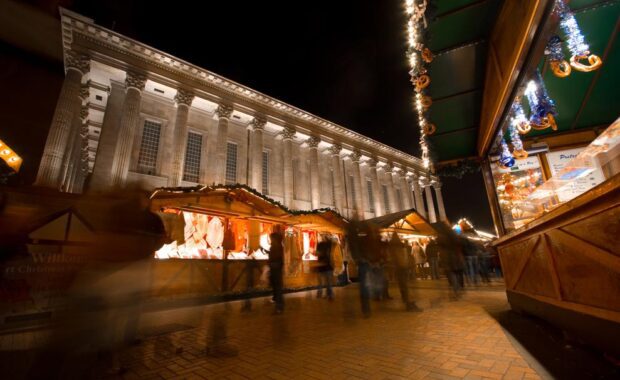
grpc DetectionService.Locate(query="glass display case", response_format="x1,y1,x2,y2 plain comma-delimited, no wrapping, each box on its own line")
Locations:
510,119,620,222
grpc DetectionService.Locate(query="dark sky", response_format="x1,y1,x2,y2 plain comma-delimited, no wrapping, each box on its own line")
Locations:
70,0,495,231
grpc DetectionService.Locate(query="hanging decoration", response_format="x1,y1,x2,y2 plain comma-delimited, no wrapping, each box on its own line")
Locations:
524,70,558,131
545,35,571,78
510,101,531,134
509,123,528,159
405,0,435,168
556,0,602,73
498,138,515,169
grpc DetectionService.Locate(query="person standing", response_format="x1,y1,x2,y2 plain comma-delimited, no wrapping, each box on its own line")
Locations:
411,241,426,280
389,233,422,312
425,238,440,280
347,219,371,317
268,228,285,314
462,237,480,286
316,236,334,300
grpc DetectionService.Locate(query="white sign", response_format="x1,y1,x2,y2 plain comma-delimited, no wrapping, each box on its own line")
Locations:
546,147,605,202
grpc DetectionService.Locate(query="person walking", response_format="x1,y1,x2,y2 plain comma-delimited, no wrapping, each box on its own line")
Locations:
462,237,480,286
389,232,422,312
425,238,440,280
316,236,334,300
411,241,426,280
268,228,285,314
436,226,465,300
347,219,371,317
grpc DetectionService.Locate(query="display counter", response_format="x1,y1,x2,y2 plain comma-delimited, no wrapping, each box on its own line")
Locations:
492,122,620,356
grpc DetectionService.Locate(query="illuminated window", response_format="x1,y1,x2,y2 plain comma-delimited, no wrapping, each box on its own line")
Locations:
262,150,269,194
366,180,374,213
137,120,161,175
225,142,237,184
183,132,202,183
382,184,391,213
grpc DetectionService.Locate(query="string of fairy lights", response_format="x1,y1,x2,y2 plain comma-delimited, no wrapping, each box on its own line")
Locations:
404,0,433,171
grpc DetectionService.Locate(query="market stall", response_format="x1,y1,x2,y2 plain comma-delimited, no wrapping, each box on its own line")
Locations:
473,0,620,356
149,185,348,298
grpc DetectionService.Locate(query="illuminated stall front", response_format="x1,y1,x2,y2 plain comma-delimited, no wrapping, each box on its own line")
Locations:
149,185,347,297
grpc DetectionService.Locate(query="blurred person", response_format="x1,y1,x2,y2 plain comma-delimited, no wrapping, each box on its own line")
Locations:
206,303,238,357
411,241,426,280
436,224,465,300
478,242,492,284
268,227,285,314
346,219,371,317
425,238,440,280
27,189,166,378
462,237,480,286
389,232,422,312
316,235,334,300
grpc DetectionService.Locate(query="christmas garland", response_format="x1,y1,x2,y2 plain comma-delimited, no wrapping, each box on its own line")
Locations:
152,183,349,220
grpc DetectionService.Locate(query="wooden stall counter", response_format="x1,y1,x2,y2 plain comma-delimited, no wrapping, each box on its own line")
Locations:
493,173,620,357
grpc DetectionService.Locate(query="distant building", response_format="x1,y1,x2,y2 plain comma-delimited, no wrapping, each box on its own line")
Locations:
35,8,447,222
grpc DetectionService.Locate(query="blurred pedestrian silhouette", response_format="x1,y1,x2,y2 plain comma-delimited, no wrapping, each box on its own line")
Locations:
347,218,371,318
425,238,440,280
206,303,238,357
316,235,334,300
389,232,422,312
435,224,465,300
268,227,285,314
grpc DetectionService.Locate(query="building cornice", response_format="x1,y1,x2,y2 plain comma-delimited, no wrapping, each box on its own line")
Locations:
59,8,427,173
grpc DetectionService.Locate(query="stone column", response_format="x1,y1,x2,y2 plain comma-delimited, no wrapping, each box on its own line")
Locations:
110,71,147,188
248,115,266,192
328,144,345,213
36,52,90,188
169,89,195,186
281,126,296,207
60,87,88,193
399,172,412,209
212,104,233,185
433,180,448,222
411,172,426,218
307,136,321,209
350,149,365,218
385,163,398,214
68,104,90,193
422,177,437,223
368,158,383,216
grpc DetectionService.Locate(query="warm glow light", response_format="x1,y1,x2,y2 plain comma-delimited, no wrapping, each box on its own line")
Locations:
1,149,10,156
0,138,23,172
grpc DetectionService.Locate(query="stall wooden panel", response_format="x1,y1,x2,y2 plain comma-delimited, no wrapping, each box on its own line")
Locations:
495,175,620,356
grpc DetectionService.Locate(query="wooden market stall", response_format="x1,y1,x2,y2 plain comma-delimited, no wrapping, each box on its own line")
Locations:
364,208,437,238
149,185,348,299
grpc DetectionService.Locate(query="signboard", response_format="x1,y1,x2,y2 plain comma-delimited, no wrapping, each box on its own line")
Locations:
545,147,605,202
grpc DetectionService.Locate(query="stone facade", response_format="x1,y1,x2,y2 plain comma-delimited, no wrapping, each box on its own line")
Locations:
35,8,447,220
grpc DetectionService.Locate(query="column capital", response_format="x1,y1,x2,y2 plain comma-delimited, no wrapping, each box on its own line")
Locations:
125,71,147,92
367,156,379,168
349,149,362,163
385,162,396,174
328,143,342,156
432,180,442,189
306,135,321,149
419,176,430,187
215,103,234,119
248,115,267,131
65,51,90,74
279,126,296,140
174,88,195,107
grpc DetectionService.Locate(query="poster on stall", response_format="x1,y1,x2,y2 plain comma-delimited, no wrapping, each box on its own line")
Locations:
545,147,605,202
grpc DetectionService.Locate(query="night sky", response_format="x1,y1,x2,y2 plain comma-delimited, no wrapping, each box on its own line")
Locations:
69,0,495,231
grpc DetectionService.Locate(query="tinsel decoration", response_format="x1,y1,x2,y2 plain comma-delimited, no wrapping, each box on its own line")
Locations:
510,101,531,134
556,0,602,72
545,35,571,78
509,124,528,159
499,139,515,169
524,70,558,131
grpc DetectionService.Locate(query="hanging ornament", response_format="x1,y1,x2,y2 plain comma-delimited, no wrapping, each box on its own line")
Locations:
545,35,571,78
509,124,528,159
556,0,602,73
524,70,558,131
498,139,515,169
510,101,531,134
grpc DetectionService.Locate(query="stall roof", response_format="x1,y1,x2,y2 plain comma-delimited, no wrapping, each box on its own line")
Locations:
150,184,348,232
364,209,437,236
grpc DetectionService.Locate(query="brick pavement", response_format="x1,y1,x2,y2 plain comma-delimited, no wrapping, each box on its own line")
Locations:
90,282,548,380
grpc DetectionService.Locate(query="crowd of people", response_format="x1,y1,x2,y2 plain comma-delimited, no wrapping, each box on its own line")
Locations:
266,220,503,316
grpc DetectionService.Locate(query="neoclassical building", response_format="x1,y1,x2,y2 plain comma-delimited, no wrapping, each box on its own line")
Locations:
35,8,447,222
